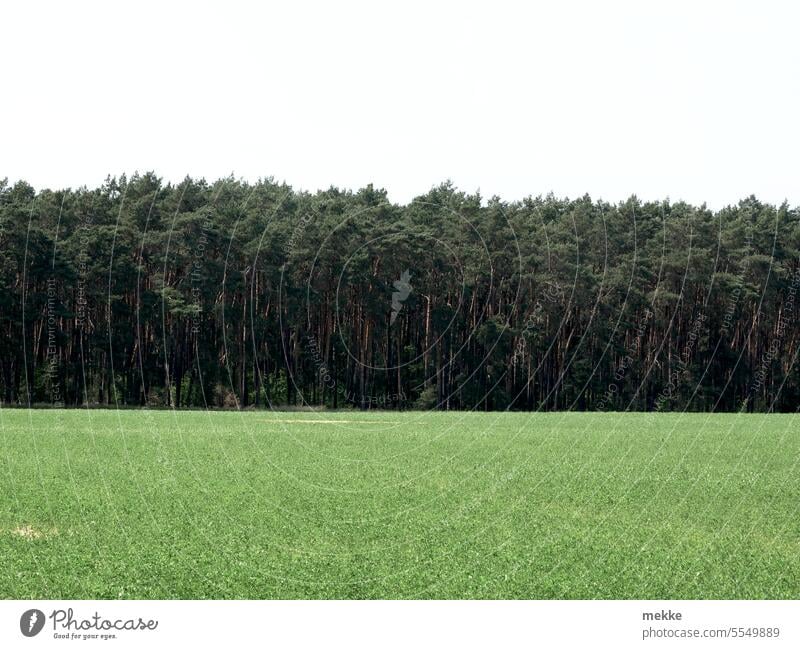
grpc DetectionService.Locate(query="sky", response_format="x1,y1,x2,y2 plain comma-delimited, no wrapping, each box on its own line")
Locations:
2,0,799,208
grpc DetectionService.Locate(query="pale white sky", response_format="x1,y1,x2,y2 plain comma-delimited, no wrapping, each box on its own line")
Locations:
2,0,799,208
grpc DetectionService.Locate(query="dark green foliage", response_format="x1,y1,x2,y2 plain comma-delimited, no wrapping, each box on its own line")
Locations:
1,175,798,411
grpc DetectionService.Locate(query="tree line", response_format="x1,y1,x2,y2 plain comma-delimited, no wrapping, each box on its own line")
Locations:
1,173,798,412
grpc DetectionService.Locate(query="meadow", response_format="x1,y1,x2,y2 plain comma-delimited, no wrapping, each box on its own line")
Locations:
1,409,798,599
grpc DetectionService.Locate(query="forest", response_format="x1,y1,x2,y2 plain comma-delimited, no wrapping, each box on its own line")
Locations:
1,173,798,412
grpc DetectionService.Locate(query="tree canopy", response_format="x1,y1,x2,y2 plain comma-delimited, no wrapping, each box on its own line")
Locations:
1,174,798,412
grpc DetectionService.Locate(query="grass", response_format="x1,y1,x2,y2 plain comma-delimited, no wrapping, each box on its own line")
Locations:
1,409,798,599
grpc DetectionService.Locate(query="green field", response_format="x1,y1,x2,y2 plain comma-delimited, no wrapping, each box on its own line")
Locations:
1,410,798,599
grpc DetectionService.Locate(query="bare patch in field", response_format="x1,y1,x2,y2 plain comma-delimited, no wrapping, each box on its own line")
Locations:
10,525,58,540
266,419,400,425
